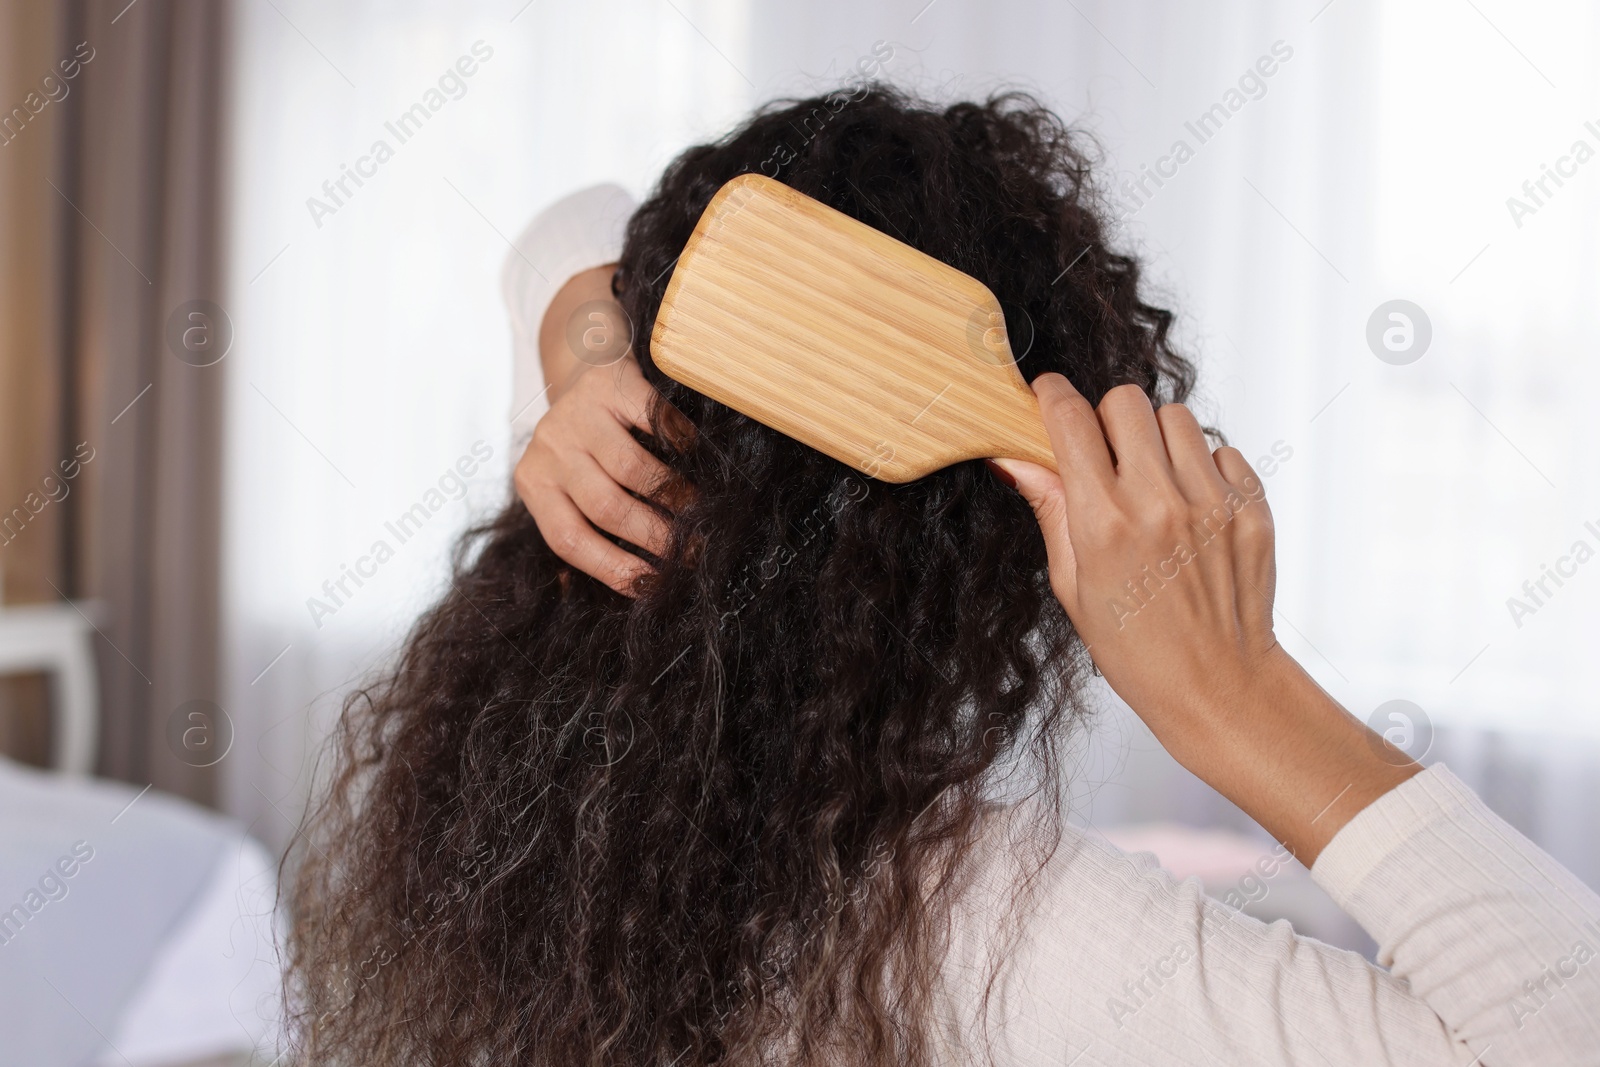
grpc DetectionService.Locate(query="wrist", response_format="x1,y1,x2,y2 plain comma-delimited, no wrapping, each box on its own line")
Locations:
1159,649,1421,865
1139,644,1302,761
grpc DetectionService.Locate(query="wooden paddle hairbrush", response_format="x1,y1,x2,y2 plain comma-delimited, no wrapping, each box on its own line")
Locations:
649,173,1057,483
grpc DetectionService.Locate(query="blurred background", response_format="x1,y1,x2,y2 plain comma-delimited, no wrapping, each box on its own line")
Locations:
1,0,1597,1063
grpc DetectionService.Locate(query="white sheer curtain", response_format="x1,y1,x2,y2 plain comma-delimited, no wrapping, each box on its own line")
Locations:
224,0,1600,874
222,0,754,848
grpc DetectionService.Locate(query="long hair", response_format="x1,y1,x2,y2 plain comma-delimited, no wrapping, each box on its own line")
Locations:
286,85,1196,1066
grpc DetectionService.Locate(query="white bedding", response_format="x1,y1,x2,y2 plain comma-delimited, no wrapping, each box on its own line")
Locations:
97,835,282,1065
0,758,283,1066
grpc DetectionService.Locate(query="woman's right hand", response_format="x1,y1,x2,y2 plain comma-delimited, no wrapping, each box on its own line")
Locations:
515,356,682,595
993,376,1281,735
994,374,1419,864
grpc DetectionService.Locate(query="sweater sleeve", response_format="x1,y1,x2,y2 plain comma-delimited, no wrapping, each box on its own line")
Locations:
934,764,1600,1067
1307,763,1600,1065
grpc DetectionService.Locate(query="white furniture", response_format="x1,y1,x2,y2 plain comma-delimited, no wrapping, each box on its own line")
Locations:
0,599,102,774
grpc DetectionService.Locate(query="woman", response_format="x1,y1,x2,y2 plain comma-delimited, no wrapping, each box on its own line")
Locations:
288,88,1600,1065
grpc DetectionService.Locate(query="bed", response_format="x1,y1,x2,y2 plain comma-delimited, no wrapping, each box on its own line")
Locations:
0,756,282,1067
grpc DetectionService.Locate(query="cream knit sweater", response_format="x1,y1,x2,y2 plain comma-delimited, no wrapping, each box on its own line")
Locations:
935,765,1600,1065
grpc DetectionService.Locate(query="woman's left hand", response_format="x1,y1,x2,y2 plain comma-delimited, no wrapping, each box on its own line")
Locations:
515,356,681,596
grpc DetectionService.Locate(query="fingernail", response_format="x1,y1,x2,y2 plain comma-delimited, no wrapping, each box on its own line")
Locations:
983,459,1018,489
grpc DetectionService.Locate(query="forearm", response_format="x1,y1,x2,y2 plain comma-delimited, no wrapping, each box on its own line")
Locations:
1155,647,1421,866
540,350,584,405
536,262,621,405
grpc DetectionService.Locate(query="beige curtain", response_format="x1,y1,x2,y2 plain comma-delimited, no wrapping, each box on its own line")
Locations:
0,0,63,764
0,0,229,805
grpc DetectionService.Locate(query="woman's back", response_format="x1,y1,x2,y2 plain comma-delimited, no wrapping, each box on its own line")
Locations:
940,769,1600,1064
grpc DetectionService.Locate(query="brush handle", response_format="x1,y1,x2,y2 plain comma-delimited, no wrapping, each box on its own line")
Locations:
987,395,1060,472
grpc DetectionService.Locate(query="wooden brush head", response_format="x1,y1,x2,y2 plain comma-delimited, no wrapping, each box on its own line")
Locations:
649,173,1056,483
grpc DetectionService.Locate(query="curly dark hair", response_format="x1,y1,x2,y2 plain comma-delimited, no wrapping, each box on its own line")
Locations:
286,85,1196,1066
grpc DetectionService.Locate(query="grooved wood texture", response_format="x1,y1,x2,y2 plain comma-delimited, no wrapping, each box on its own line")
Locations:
651,174,1057,483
